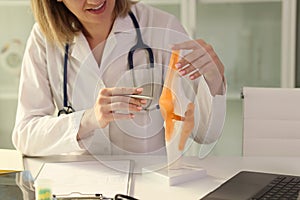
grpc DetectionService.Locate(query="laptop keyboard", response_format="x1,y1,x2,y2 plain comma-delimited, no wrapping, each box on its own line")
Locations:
250,175,300,200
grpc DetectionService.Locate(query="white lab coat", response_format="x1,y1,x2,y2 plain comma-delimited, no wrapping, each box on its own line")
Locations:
12,3,226,156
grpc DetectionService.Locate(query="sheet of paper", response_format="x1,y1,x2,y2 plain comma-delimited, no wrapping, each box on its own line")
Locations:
35,160,133,198
0,149,24,174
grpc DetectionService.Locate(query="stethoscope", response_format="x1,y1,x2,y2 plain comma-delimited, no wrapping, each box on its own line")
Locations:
58,11,157,116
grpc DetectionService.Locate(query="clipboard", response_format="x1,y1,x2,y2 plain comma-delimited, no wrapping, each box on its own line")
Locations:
52,193,138,200
35,160,135,199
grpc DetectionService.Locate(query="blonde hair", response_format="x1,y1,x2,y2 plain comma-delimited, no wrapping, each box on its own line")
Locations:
31,0,136,47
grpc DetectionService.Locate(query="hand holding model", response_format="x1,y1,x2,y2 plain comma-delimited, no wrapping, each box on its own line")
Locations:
160,38,225,165
172,39,225,96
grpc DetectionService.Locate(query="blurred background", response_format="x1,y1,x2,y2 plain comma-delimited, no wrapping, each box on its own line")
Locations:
0,0,298,156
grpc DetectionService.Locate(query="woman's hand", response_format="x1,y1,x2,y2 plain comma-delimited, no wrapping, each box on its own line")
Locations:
94,87,146,128
77,87,146,140
172,39,225,96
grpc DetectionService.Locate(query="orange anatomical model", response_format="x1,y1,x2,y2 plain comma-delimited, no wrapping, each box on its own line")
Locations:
159,50,195,151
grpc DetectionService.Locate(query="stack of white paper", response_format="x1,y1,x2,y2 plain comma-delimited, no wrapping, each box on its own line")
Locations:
35,160,133,198
0,149,24,174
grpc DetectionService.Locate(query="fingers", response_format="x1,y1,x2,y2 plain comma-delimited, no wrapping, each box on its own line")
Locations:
94,87,150,127
101,87,143,96
101,95,146,107
107,101,143,113
100,87,147,105
98,87,147,112
172,40,203,50
172,39,225,81
176,51,212,80
176,48,205,68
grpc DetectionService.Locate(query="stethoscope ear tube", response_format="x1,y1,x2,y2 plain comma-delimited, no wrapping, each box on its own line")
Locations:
127,11,154,70
58,11,157,116
127,11,155,110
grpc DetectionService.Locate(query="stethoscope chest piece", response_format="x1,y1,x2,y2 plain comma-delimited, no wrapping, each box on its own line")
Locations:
58,106,75,116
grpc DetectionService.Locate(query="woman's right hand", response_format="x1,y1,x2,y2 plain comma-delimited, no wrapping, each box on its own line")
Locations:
94,87,146,128
77,87,146,140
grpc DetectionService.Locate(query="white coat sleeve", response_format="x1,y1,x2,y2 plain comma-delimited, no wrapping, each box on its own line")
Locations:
192,77,226,144
166,16,227,145
12,24,85,156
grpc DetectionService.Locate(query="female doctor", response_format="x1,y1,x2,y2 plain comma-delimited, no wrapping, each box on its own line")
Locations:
12,0,226,156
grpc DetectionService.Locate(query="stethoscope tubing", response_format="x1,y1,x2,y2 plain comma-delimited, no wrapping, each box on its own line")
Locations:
128,11,155,110
58,11,158,116
63,43,69,108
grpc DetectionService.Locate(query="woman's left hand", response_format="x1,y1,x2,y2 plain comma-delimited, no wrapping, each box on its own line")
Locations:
172,39,225,96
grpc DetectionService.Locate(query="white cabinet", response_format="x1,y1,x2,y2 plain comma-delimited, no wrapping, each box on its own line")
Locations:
195,0,296,156
0,0,34,148
143,0,297,156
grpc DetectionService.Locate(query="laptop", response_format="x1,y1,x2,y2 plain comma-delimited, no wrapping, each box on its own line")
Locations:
200,171,300,200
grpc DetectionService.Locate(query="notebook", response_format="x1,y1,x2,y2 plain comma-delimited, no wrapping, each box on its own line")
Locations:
200,171,300,200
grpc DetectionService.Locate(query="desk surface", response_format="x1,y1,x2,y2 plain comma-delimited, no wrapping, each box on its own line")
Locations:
23,155,300,200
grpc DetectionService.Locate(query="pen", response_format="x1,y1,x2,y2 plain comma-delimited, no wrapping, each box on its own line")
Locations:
124,94,153,100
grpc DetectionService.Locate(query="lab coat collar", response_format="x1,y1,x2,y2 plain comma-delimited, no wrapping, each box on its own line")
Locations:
70,12,134,59
111,13,134,34
69,32,92,63
98,14,135,75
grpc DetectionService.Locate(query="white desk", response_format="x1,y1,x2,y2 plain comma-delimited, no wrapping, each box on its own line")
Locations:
23,155,300,200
